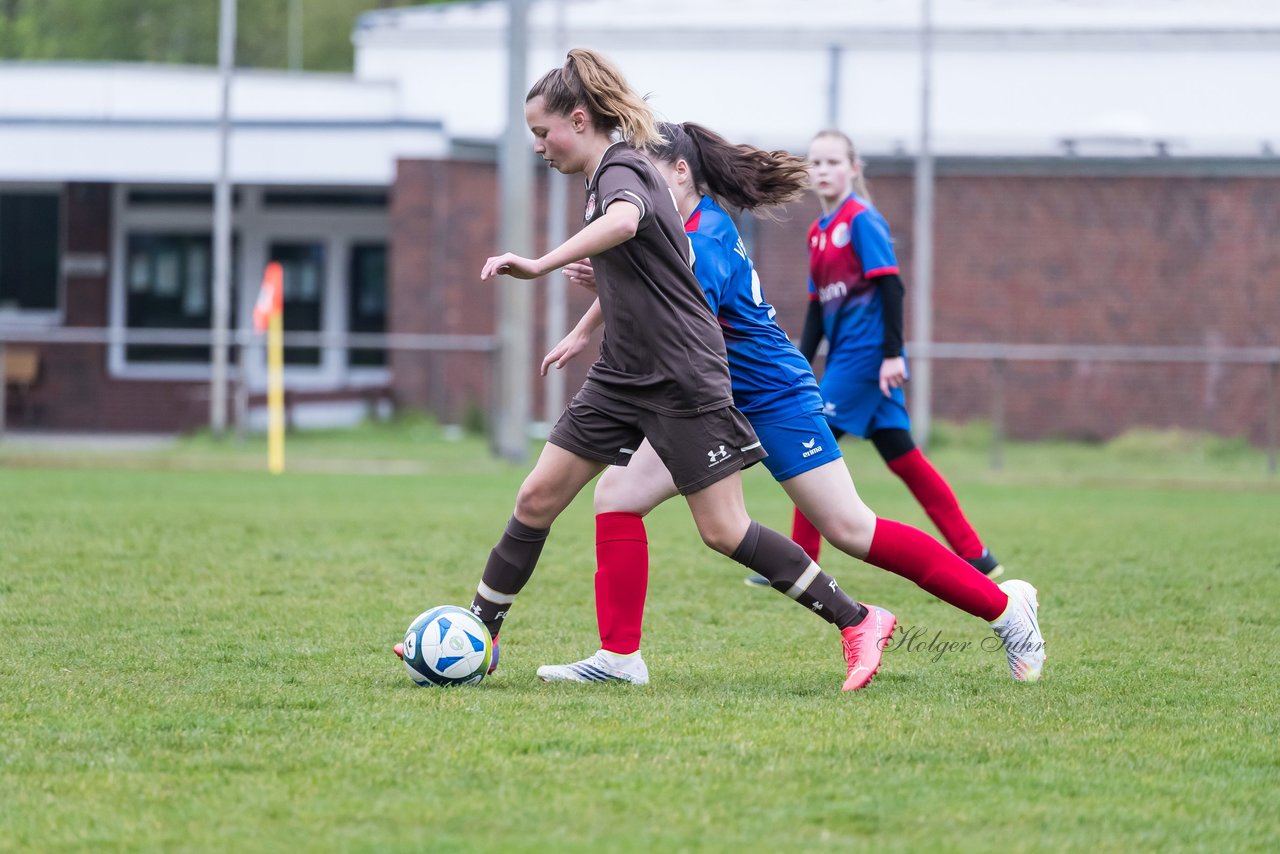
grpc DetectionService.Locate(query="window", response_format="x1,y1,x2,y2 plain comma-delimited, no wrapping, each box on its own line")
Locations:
348,243,387,366
126,189,241,207
263,190,387,209
125,233,238,363
269,242,325,366
0,192,60,312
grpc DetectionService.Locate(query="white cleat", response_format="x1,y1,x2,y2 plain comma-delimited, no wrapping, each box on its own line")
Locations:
991,580,1046,682
536,649,650,685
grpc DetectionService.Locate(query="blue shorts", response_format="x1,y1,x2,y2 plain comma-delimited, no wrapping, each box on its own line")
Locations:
751,407,845,482
819,375,912,439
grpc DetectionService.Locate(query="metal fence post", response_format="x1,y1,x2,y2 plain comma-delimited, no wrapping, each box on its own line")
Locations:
1268,360,1278,478
0,340,7,437
991,357,1005,471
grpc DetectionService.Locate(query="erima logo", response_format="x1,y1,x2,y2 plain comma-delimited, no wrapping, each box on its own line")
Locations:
707,445,730,466
801,437,824,458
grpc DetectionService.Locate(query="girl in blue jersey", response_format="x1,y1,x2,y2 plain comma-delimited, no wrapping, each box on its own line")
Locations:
413,50,897,694
536,122,1044,686
791,130,1005,579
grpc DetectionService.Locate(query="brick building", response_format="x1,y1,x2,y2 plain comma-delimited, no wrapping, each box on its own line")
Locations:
389,156,1280,443
3,0,1278,442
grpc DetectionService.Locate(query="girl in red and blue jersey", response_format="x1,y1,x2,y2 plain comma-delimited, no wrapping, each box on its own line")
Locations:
536,122,1044,686
792,129,1005,580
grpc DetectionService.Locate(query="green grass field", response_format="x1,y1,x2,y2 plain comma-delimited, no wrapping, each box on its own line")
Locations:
2,422,1278,851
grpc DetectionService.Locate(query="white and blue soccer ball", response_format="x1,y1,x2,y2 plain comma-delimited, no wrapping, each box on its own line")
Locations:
402,606,493,687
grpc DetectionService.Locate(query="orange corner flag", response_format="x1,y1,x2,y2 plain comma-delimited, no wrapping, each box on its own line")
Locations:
253,262,284,333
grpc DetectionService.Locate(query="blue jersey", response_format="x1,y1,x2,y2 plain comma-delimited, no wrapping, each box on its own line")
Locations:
686,196,822,420
807,194,901,381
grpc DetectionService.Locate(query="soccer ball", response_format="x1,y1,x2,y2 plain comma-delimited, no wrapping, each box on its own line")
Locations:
401,605,493,687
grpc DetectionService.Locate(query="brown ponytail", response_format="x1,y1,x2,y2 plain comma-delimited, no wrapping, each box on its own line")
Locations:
527,48,664,148
649,121,808,217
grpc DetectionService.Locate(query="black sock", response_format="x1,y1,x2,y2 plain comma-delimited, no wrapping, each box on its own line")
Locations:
469,516,549,638
730,522,866,629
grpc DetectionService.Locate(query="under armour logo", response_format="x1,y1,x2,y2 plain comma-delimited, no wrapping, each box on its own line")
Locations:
707,445,730,465
471,604,483,616
822,401,836,416
810,601,824,612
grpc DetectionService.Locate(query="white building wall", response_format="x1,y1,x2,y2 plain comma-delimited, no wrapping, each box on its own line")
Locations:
353,0,1280,156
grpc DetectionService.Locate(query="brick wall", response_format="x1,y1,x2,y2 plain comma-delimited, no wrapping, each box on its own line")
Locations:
31,165,1272,440
22,183,207,432
391,159,1280,444
389,158,597,429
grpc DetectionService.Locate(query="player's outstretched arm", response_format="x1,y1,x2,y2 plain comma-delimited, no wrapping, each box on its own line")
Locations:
480,203,641,281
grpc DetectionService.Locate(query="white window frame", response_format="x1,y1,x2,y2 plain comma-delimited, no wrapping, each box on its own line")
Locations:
109,183,390,391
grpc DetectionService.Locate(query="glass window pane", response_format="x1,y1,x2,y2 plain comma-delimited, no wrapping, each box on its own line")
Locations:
348,243,387,367
124,233,238,363
269,242,326,366
0,193,60,312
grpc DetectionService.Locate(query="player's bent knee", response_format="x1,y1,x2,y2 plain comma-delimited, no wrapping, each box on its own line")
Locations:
822,514,876,559
694,518,751,556
697,528,739,556
593,470,639,515
513,481,561,529
805,499,876,558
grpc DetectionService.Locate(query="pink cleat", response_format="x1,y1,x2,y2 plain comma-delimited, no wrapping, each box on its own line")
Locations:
487,635,500,675
840,605,896,691
393,642,404,660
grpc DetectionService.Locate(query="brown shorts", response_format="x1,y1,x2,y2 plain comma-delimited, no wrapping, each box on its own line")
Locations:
548,384,767,495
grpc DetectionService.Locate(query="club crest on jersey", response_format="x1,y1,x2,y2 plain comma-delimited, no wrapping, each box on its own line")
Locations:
831,222,851,248
585,192,597,222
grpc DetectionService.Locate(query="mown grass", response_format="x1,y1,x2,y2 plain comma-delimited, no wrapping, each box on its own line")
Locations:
1,421,1277,851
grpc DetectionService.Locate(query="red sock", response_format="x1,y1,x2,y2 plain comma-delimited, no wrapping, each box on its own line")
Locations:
886,448,985,559
595,512,648,655
791,506,823,563
865,518,1007,621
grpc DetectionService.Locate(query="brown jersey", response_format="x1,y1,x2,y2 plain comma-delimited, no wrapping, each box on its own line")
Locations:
582,142,734,416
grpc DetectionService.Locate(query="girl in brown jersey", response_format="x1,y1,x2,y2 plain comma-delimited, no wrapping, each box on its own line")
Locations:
463,48,896,692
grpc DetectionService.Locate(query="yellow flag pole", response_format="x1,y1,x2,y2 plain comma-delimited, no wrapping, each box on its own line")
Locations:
266,310,285,474
255,261,286,475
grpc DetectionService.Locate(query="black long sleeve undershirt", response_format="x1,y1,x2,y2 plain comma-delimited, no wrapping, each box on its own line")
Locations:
799,273,906,364
876,273,905,358
798,300,824,365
